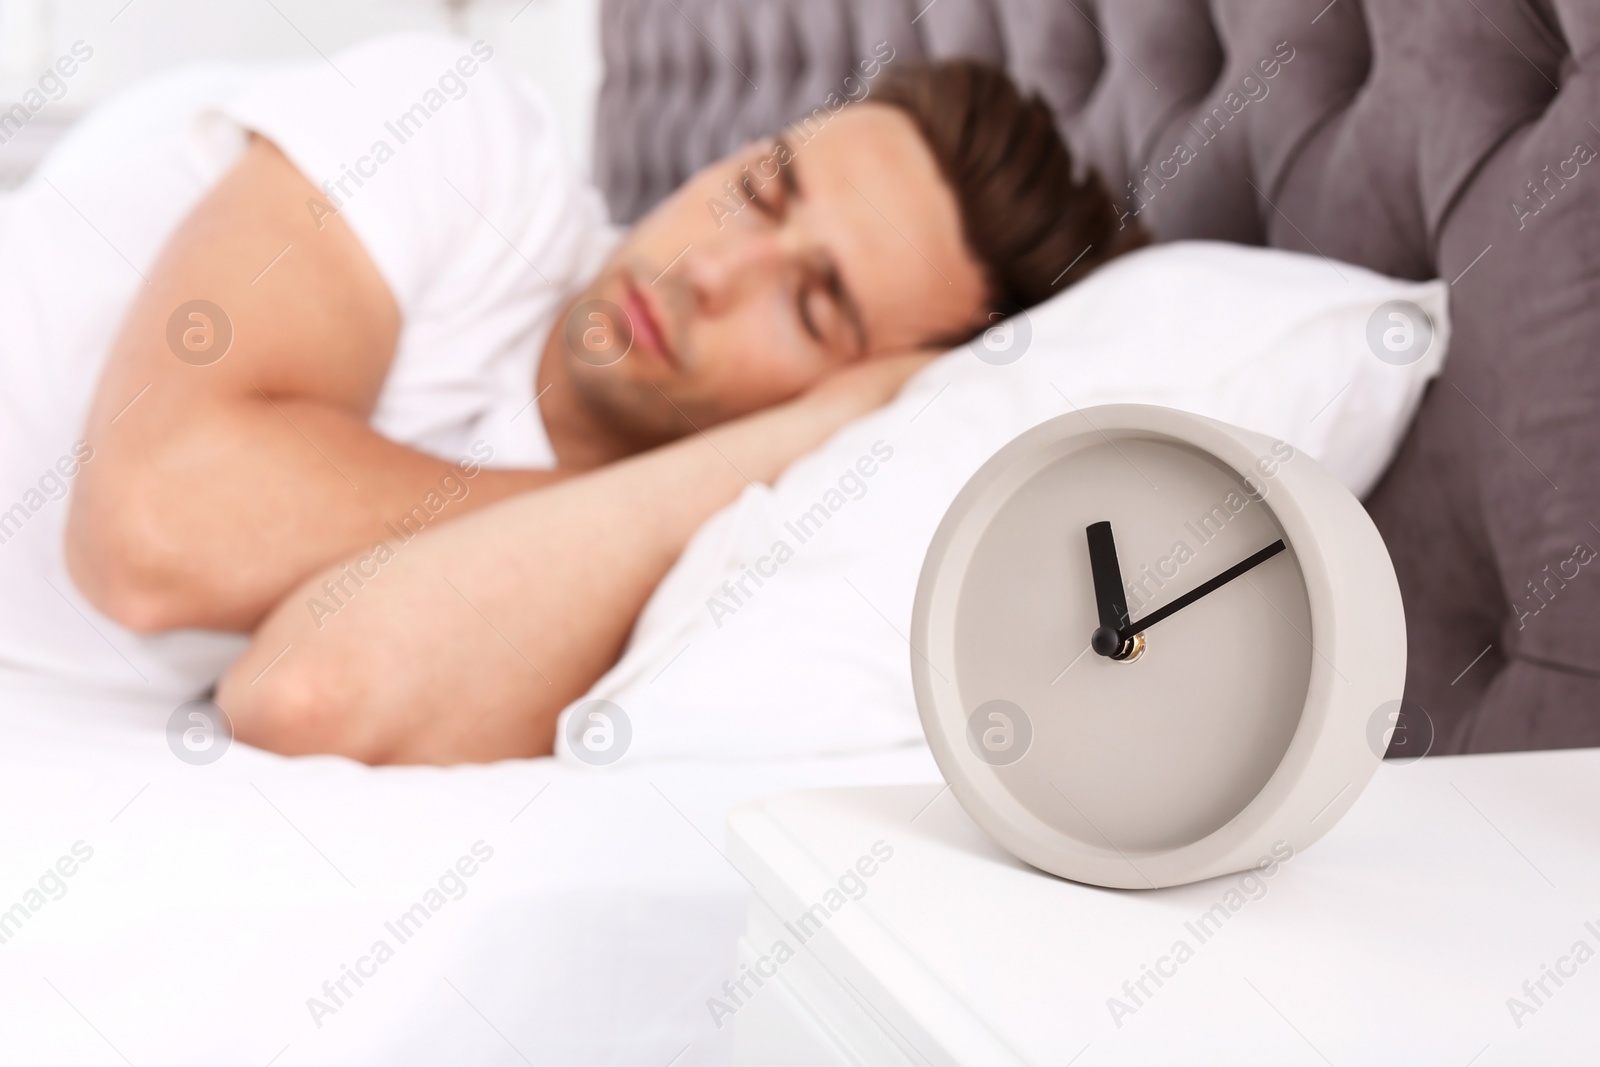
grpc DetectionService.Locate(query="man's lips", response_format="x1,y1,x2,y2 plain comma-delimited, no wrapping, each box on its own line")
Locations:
622,278,675,370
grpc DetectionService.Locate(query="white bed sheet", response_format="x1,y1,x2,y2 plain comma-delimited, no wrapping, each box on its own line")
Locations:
0,668,939,1066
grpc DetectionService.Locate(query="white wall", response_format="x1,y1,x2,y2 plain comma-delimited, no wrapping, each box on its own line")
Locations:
0,0,603,186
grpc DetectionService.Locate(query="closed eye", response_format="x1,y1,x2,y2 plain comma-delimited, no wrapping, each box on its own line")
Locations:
798,285,828,343
742,141,791,218
744,173,780,216
798,259,864,359
752,135,867,358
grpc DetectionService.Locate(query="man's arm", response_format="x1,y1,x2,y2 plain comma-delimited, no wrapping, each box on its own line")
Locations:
66,135,563,635
215,355,929,764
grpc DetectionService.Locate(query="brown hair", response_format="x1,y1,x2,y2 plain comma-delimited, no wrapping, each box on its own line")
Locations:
870,60,1146,326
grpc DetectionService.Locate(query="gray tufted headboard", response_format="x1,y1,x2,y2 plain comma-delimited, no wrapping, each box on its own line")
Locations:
593,0,1600,755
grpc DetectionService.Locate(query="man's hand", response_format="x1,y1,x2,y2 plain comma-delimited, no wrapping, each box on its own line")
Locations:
218,351,936,764
798,352,936,423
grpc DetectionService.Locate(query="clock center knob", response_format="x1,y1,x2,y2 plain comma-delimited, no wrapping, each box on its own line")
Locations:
1091,627,1145,662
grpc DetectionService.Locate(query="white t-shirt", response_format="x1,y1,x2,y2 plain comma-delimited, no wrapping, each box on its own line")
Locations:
0,34,616,701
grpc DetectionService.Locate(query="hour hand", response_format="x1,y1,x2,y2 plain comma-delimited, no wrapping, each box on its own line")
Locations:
1085,522,1132,656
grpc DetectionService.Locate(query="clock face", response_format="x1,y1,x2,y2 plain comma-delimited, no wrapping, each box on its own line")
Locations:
953,436,1313,855
915,405,1405,888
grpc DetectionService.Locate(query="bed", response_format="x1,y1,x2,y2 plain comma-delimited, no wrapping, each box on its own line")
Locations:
0,666,939,1065
6,0,1598,1063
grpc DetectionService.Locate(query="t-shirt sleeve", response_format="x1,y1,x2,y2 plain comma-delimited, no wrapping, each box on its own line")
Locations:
198,33,607,318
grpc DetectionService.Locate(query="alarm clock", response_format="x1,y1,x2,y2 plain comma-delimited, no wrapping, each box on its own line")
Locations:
909,404,1405,889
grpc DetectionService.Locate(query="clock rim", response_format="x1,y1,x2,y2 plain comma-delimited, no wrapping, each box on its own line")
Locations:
910,404,1403,889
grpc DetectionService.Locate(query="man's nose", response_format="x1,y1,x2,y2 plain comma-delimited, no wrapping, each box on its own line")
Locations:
681,233,787,314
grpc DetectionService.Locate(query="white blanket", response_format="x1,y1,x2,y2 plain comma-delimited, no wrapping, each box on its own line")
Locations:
0,667,936,1066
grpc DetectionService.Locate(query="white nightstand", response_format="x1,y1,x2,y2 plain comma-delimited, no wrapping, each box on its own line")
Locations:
725,748,1600,1065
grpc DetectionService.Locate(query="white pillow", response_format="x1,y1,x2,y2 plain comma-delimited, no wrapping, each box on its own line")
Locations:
556,241,1449,764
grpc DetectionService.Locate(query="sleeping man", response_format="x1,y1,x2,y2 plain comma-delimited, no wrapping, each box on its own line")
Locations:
0,35,1137,762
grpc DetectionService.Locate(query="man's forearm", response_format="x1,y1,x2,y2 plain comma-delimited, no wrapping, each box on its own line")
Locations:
66,394,564,634
216,368,911,764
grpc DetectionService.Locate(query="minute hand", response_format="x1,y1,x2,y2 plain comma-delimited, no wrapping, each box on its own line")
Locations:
1118,539,1286,641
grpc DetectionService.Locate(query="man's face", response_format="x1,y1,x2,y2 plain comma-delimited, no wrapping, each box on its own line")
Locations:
559,103,989,447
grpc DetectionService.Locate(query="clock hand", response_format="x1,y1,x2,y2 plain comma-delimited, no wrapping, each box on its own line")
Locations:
1112,539,1287,648
1084,522,1131,635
